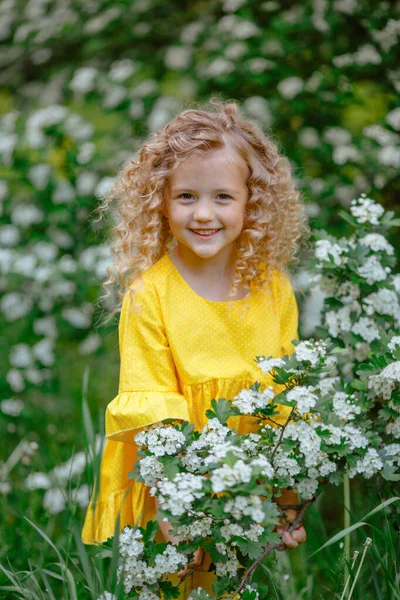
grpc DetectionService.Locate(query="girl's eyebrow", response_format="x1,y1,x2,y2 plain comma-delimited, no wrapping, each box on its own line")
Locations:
171,187,237,194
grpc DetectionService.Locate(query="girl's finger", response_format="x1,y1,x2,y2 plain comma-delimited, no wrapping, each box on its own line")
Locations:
281,530,298,549
291,525,307,544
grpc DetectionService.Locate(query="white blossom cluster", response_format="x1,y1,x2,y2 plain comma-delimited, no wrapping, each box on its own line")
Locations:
153,473,206,516
286,386,318,414
388,336,400,354
294,340,327,366
223,495,265,523
348,448,384,479
134,425,186,457
350,194,385,225
232,386,275,414
181,418,233,473
215,543,240,578
117,528,187,594
138,455,165,487
174,517,213,539
351,316,381,343
332,391,361,421
211,459,253,493
315,239,348,266
359,233,394,255
257,357,284,373
357,255,391,284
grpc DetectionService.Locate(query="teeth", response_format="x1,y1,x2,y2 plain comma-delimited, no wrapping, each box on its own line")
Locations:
192,229,219,234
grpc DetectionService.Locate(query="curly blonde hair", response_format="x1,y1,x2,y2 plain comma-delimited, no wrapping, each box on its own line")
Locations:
98,98,308,313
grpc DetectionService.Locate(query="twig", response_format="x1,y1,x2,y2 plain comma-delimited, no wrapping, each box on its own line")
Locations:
227,498,315,600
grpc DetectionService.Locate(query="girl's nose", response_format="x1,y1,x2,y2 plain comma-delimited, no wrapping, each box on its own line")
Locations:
193,199,215,221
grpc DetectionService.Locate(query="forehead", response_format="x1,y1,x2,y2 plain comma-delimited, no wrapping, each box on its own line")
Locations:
168,146,250,189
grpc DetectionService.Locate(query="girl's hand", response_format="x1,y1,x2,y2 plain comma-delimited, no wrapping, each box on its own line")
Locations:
178,547,212,579
276,508,307,550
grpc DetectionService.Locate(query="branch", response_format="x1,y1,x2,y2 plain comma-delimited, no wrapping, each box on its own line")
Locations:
227,497,315,600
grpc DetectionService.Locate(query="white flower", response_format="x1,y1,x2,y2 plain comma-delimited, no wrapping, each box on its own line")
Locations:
11,204,43,228
386,417,400,438
257,357,284,373
296,478,318,500
156,473,205,516
351,317,381,343
43,488,66,514
32,338,55,366
79,333,101,355
364,288,400,320
378,361,400,383
315,239,347,266
349,448,384,479
294,340,326,366
386,107,400,130
250,455,275,479
0,225,20,246
6,369,25,392
96,592,116,600
76,171,98,196
28,164,52,190
53,179,75,204
388,336,400,354
350,194,385,225
109,58,134,82
139,455,165,487
95,177,114,199
324,304,357,338
51,452,86,483
134,425,186,457
119,526,144,559
9,344,33,368
232,386,275,414
62,306,92,329
70,67,98,94
357,255,389,284
211,460,252,493
25,472,51,490
72,484,90,508
1,398,24,416
286,386,318,414
33,316,58,339
359,233,394,255
277,76,304,99
164,45,192,69
332,391,361,421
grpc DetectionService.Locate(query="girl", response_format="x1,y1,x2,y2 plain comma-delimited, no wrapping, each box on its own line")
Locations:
82,99,308,595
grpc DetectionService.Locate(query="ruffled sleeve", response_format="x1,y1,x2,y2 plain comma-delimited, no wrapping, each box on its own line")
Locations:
106,278,190,443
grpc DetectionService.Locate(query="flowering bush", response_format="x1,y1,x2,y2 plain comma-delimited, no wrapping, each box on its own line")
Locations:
101,195,399,599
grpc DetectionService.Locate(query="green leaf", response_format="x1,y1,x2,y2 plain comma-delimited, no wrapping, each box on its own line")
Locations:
160,580,182,599
142,520,159,543
338,210,358,227
236,538,264,559
205,397,241,424
160,456,181,480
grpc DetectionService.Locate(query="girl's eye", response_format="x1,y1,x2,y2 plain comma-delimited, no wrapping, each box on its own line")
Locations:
218,194,231,200
179,193,194,200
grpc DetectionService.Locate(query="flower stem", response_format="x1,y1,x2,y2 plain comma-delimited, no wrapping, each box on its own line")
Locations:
340,550,359,600
347,538,372,600
343,472,351,594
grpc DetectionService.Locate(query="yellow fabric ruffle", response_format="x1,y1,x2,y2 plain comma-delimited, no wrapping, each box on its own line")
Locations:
106,390,190,443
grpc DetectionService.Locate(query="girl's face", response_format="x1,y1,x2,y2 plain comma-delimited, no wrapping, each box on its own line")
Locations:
163,145,250,266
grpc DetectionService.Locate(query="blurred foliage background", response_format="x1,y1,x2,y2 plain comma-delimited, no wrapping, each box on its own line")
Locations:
0,0,399,597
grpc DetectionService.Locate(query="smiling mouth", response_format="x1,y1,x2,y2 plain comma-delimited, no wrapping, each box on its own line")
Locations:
189,229,221,237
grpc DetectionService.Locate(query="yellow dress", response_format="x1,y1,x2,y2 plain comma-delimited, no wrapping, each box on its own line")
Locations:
82,253,298,596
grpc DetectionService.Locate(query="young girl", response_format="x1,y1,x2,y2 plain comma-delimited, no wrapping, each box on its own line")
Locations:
82,99,308,595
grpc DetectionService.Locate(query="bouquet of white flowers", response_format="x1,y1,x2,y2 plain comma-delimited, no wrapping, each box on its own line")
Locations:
107,194,399,600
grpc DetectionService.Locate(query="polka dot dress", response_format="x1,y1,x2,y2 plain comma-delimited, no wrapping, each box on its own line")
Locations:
82,253,298,595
